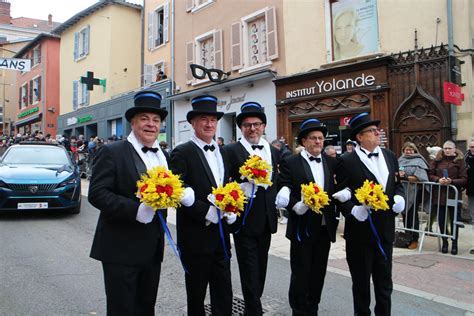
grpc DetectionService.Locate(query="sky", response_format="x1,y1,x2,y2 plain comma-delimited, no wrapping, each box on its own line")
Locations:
10,0,143,23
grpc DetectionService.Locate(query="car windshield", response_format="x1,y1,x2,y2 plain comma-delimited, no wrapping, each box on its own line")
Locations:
1,146,71,165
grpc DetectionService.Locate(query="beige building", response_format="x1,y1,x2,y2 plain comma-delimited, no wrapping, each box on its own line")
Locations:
53,1,142,116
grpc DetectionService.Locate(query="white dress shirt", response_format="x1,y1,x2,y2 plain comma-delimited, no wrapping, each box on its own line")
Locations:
127,131,168,170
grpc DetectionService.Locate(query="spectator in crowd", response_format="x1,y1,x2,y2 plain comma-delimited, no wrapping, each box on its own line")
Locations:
324,145,337,158
426,146,442,161
159,141,169,153
428,140,467,255
271,139,292,160
464,139,474,254
217,136,225,147
398,142,429,249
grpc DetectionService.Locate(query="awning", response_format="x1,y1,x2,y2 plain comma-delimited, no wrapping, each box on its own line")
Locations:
14,113,42,127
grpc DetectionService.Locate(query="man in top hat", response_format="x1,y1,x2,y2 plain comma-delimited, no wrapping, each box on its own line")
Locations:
276,118,340,315
169,95,234,315
223,101,280,315
334,112,405,316
88,90,195,315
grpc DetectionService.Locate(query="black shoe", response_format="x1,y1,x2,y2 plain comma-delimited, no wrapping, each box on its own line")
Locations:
451,241,458,255
441,239,448,254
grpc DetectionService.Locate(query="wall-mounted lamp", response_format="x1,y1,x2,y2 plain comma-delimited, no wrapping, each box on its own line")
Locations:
47,107,55,113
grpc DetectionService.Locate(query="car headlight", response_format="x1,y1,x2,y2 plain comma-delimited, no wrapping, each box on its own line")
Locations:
58,177,78,187
0,180,8,188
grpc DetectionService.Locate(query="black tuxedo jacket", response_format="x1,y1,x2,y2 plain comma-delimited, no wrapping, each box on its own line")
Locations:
336,149,404,244
278,153,338,243
223,142,280,236
89,141,166,265
169,141,231,256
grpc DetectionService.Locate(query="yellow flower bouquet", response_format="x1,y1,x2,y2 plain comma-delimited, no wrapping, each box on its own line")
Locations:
210,182,247,216
354,180,389,211
239,155,272,186
301,182,330,214
136,166,185,209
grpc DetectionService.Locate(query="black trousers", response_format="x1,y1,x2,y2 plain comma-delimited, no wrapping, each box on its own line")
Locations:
438,206,459,241
183,249,233,316
233,225,272,316
402,205,420,242
289,227,331,316
346,240,393,316
102,261,161,316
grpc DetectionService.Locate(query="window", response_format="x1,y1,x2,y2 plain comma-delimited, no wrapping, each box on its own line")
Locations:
32,45,41,66
32,76,41,104
74,25,90,61
186,0,214,13
72,81,89,110
148,3,169,50
143,61,167,85
230,7,278,72
185,29,222,84
19,84,28,109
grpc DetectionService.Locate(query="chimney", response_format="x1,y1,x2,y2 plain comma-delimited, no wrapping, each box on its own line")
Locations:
0,0,11,25
48,14,52,26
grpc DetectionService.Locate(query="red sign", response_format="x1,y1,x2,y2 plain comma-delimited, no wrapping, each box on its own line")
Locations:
340,116,351,126
443,81,464,105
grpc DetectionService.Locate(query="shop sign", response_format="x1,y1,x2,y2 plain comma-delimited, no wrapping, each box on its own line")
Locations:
339,116,351,126
285,73,376,99
443,81,463,105
0,58,31,72
217,93,247,111
67,115,93,126
17,106,39,119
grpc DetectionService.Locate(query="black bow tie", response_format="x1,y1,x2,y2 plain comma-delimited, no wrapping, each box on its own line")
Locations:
142,146,158,153
204,144,216,152
367,152,379,158
251,145,264,150
309,156,321,163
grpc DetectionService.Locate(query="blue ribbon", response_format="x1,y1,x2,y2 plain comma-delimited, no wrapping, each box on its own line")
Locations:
367,209,388,260
156,211,189,273
296,217,302,242
217,209,230,261
296,214,311,243
235,183,256,234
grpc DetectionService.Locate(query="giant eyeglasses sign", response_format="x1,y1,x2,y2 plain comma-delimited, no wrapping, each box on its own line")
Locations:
190,64,230,83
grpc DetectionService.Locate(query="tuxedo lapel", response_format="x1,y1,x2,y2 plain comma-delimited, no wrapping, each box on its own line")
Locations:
300,155,315,183
381,149,395,194
191,142,217,187
322,157,331,192
125,141,146,179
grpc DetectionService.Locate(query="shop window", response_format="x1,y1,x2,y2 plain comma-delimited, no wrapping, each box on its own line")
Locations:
32,44,41,66
74,25,90,61
72,80,89,110
186,0,214,13
32,76,41,104
148,3,169,50
231,7,278,72
185,29,222,84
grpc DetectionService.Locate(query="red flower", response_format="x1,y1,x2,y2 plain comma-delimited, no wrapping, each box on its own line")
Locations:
229,190,239,200
225,205,237,212
313,185,320,193
155,185,165,193
370,182,375,189
259,170,267,177
251,168,260,177
164,185,173,197
216,194,225,201
163,172,170,178
140,184,148,193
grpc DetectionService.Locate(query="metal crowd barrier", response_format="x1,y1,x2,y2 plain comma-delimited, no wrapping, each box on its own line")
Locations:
397,180,461,252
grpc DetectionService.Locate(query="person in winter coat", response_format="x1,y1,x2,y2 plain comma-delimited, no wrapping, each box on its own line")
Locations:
464,139,474,254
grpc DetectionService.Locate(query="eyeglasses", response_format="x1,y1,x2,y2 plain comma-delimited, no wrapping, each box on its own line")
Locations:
443,147,454,150
241,122,263,129
190,64,230,83
306,136,324,141
361,128,380,134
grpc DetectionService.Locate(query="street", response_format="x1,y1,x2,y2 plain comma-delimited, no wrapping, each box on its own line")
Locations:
0,193,472,315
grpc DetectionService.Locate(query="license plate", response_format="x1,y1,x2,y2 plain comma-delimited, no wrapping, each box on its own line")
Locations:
18,202,48,209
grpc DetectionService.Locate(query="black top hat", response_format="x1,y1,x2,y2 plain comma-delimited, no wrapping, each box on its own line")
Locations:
125,91,168,122
186,95,224,123
297,118,328,144
236,101,267,127
349,112,380,139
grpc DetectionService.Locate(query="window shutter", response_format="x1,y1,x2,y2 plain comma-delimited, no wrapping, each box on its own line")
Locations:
37,77,42,101
37,44,42,64
86,89,90,106
230,22,242,70
153,9,159,47
85,25,90,56
185,0,193,12
73,81,78,110
143,64,153,85
18,87,21,109
148,12,154,50
163,2,169,43
265,7,278,60
74,32,79,60
81,83,87,106
213,29,223,70
29,80,33,104
186,41,194,83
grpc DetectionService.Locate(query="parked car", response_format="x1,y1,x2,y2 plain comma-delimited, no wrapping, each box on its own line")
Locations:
0,142,81,214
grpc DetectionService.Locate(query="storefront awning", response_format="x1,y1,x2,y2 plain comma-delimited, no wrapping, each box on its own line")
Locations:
14,113,42,127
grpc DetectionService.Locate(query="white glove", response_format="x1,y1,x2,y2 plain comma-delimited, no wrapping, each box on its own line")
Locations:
293,201,309,215
332,188,351,203
136,203,155,224
275,186,290,209
180,187,195,207
224,212,237,225
351,205,369,222
205,205,220,224
240,182,256,198
392,195,405,213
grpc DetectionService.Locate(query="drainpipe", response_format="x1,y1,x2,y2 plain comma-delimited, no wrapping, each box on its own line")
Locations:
170,0,175,147
140,2,145,88
447,0,457,140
